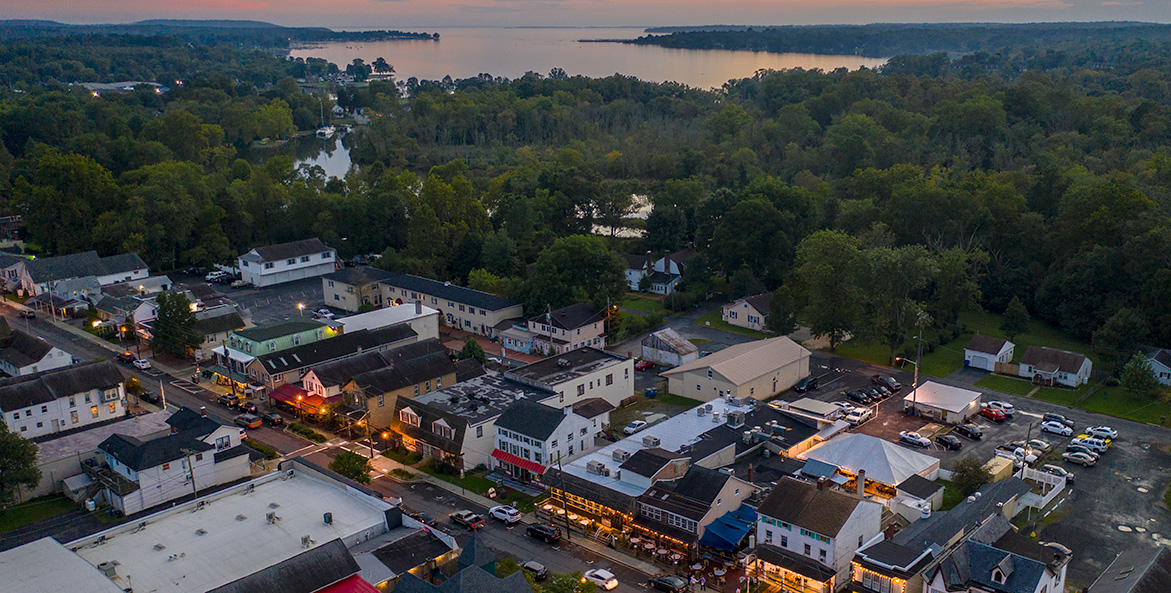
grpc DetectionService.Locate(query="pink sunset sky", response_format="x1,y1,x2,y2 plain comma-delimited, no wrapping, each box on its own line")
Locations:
2,0,1162,29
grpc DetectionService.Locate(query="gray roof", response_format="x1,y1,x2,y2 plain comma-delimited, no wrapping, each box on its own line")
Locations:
744,293,771,317
757,476,863,538
858,540,932,572
324,266,396,285
166,407,228,437
24,251,147,283
255,325,417,376
673,465,732,505
195,312,247,336
966,334,1010,355
380,273,520,311
1089,546,1171,593
1140,346,1171,371
457,531,496,571
895,478,1031,550
620,447,681,477
391,398,468,457
371,530,454,575
1020,346,1088,374
412,373,555,425
505,347,628,388
454,358,486,383
495,400,567,441
246,238,333,263
206,538,359,593
98,432,213,471
756,544,837,583
235,319,327,342
621,253,651,270
530,303,604,331
934,541,1048,593
348,340,454,394
541,467,636,514
642,327,699,355
897,474,944,500
0,330,56,368
0,360,123,412
311,351,392,387
407,567,531,593
572,397,614,419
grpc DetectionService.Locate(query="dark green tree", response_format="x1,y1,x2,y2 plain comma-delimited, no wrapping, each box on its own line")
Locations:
1120,354,1160,393
857,245,937,363
794,231,861,351
1000,296,1029,343
459,338,488,364
149,291,199,359
951,457,991,497
1092,308,1150,372
525,235,626,312
766,286,798,335
729,266,763,300
329,451,372,484
0,424,40,508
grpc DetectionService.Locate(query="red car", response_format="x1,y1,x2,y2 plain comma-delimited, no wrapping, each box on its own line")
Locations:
634,360,656,371
981,408,1007,422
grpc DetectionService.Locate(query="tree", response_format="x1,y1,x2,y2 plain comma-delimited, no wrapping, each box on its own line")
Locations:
951,457,991,497
0,424,40,508
255,99,296,140
329,451,372,484
1120,354,1160,393
857,245,937,363
149,291,199,359
930,248,988,324
729,267,763,299
1093,308,1150,372
1000,296,1029,343
767,286,798,335
542,572,596,593
794,231,861,351
459,338,488,364
525,235,626,312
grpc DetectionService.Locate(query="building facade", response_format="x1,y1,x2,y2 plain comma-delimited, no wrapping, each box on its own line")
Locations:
322,266,396,312
378,273,523,338
0,361,125,439
501,303,606,355
237,238,337,287
661,337,811,402
0,330,74,376
722,294,771,332
492,400,595,483
505,347,636,409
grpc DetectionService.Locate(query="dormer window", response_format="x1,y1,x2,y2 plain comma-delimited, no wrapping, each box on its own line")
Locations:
992,568,1006,584
432,419,452,440
400,408,420,427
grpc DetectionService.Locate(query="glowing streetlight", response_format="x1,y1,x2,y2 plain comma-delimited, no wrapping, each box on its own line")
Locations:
298,303,304,316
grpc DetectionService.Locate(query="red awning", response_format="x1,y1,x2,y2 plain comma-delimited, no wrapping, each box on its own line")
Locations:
492,449,547,475
269,384,310,406
317,575,379,593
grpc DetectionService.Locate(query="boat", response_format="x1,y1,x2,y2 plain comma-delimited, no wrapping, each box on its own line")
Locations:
316,125,336,138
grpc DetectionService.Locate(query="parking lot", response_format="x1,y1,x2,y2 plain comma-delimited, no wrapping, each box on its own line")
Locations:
176,275,326,325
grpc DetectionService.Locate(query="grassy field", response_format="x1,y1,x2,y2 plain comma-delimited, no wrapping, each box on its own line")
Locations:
419,462,497,493
0,495,76,533
611,394,701,432
959,310,1103,371
832,337,962,378
1081,386,1171,426
974,374,1036,396
1031,383,1093,407
937,479,966,511
622,294,669,316
694,308,770,339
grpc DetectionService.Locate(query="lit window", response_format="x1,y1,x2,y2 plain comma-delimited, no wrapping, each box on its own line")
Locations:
90,406,99,418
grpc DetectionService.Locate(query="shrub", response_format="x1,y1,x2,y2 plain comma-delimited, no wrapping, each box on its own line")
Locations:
244,439,279,460
289,423,328,443
389,468,415,480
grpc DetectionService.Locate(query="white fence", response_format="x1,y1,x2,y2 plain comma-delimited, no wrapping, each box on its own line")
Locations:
1019,467,1066,509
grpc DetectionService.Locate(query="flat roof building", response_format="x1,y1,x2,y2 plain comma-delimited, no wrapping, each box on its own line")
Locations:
505,346,635,408
903,381,982,424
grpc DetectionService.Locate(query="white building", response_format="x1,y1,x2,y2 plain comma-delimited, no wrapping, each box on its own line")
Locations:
492,399,596,483
0,361,126,439
755,477,883,592
800,433,941,494
0,537,128,593
338,301,440,342
1139,346,1171,386
0,330,74,376
1018,346,1092,387
505,347,636,409
500,302,606,356
378,273,524,338
322,266,397,312
94,408,251,514
660,336,810,401
903,381,982,424
640,327,699,368
722,293,771,332
237,238,337,287
17,251,148,296
963,335,1014,372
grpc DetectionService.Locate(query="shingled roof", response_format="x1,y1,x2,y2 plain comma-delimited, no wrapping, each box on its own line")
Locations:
757,476,862,538
0,360,123,412
23,251,147,283
0,330,56,368
495,400,567,441
380,273,520,311
1019,346,1088,374
207,538,360,593
255,325,417,376
966,334,1010,355
98,432,213,471
245,238,333,263
529,303,603,331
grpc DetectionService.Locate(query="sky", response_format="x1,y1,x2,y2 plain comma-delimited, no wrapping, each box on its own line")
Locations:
2,0,1165,29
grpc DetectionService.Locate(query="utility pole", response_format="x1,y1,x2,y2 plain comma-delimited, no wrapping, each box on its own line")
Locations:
183,449,199,498
912,311,928,407
556,451,571,542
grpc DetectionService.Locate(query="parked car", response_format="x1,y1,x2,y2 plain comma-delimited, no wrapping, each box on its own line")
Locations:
525,522,561,543
623,420,648,435
116,351,136,363
218,394,240,408
230,279,251,289
873,375,902,392
985,401,1015,417
1026,439,1051,452
831,401,855,413
936,434,963,450
995,447,1038,467
845,408,872,426
847,390,873,405
584,569,619,591
981,408,1007,422
1071,436,1109,453
312,308,336,320
1040,421,1073,437
489,505,521,524
140,391,161,404
1040,464,1076,483
240,402,259,414
1084,426,1118,440
1043,413,1075,428
899,431,931,448
205,271,229,282
521,561,549,581
132,359,152,370
234,414,262,429
449,510,485,530
1063,451,1097,467
262,412,284,427
793,377,819,393
407,510,438,526
634,360,656,371
1065,443,1100,460
872,385,892,398
19,309,35,319
954,424,983,440
648,575,689,593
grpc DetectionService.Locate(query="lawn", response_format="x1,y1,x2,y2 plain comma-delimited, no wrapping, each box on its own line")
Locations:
381,448,423,466
695,308,769,339
419,462,497,493
959,310,1103,372
1031,383,1093,407
974,374,1036,396
0,494,76,533
1080,386,1171,426
610,394,700,432
937,479,966,511
622,294,669,316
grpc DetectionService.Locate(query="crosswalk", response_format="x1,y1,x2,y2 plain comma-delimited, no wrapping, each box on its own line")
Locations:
169,379,203,394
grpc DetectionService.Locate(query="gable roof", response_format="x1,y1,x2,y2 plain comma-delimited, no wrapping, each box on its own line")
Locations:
966,334,1010,355
802,433,939,486
936,541,1048,593
247,238,333,262
24,251,147,284
660,336,810,385
495,399,567,441
0,360,123,412
1019,346,1088,374
369,530,455,576
743,293,771,317
457,531,496,571
664,246,698,267
1140,346,1171,371
621,253,652,270
895,478,1031,550
757,476,863,538
454,358,486,383
324,266,396,286
196,311,247,337
1089,546,1171,593
207,538,359,593
0,330,56,368
672,465,731,505
390,398,468,456
166,407,227,437
619,447,681,477
642,327,699,355
255,325,417,376
572,397,615,419
380,273,520,311
311,351,392,388
98,432,213,471
235,319,327,342
349,340,455,394
530,303,603,331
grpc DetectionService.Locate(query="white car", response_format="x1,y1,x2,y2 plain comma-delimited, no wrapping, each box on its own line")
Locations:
204,271,229,281
986,401,1015,416
845,408,872,426
132,359,152,370
489,505,521,524
584,569,619,591
1085,426,1118,440
831,401,855,412
1071,436,1109,453
623,420,647,435
899,431,931,448
1040,421,1072,436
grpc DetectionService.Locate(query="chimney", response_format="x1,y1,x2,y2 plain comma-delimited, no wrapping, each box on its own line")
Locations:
200,406,207,417
415,301,422,314
856,469,866,497
817,477,827,490
747,463,754,483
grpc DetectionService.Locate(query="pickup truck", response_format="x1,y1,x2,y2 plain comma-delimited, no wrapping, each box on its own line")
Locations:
450,510,485,530
994,447,1038,468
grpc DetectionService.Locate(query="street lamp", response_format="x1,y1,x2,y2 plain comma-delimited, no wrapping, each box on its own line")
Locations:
296,394,303,420
298,303,304,316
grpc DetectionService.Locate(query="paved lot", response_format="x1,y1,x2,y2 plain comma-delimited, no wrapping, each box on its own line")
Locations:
202,276,325,325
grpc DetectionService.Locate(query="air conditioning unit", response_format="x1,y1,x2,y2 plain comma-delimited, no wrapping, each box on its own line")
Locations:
642,435,661,447
557,358,571,367
586,460,607,475
612,449,631,462
97,561,119,578
696,407,707,417
727,411,746,428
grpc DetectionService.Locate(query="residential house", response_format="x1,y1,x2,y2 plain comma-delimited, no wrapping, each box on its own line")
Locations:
337,301,441,342
93,407,251,514
505,347,636,408
338,340,458,430
572,397,615,439
622,252,653,291
1139,346,1171,386
722,293,771,332
492,399,595,483
633,465,756,551
654,245,698,276
237,238,337,287
1018,346,1092,387
660,336,811,401
192,307,248,363
964,335,1015,372
394,532,531,593
0,330,74,376
378,273,524,338
641,327,699,367
17,251,148,296
0,252,27,290
0,361,125,439
754,477,883,592
1088,546,1171,593
322,266,397,312
304,351,395,401
644,271,681,295
247,324,418,390
500,302,606,355
390,374,556,470
210,319,337,387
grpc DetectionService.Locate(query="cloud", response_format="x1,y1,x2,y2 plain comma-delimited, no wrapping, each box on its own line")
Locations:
1101,0,1142,4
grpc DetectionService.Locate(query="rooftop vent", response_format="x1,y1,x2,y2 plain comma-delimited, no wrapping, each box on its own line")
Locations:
301,535,316,548
557,358,571,367
97,561,120,578
235,515,247,521
642,435,661,447
586,460,610,476
324,512,333,525
153,544,166,551
696,407,707,417
269,502,281,509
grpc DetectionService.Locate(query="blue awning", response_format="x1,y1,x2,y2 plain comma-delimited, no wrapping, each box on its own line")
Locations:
800,459,838,479
698,504,758,552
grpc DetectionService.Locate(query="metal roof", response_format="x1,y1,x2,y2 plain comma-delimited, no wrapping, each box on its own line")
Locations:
641,327,698,355
904,381,981,413
801,433,939,486
660,336,810,385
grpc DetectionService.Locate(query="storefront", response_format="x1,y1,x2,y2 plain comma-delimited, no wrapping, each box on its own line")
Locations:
491,449,546,483
755,545,835,593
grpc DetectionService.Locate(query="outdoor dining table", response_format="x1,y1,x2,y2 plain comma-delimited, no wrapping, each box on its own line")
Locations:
643,542,657,551
656,549,669,556
542,504,554,511
567,513,579,521
690,563,704,571
578,518,590,526
713,569,726,577
554,508,565,515
630,538,642,545
669,554,684,562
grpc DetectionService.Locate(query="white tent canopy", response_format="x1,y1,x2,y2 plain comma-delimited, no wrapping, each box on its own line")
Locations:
800,433,940,486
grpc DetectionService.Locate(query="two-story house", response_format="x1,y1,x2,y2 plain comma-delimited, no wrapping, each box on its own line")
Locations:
633,465,756,551
722,293,771,333
17,251,148,296
377,273,523,338
322,266,397,312
94,407,251,514
237,238,337,288
622,253,653,291
0,361,125,438
210,319,336,387
0,330,74,376
500,303,606,355
192,307,248,363
492,399,595,483
338,339,457,429
505,347,636,409
754,476,882,592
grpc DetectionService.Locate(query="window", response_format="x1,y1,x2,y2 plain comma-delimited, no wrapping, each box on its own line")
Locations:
716,498,722,506
24,410,30,417
606,374,613,386
707,369,713,378
300,255,310,262
432,420,452,440
69,397,75,407
35,422,42,428
580,427,587,435
764,529,772,543
568,444,574,455
437,378,442,388
85,394,91,403
414,384,420,396
400,408,420,427
992,569,1005,584
195,453,203,461
819,549,826,562
19,426,25,432
459,305,465,312
163,463,170,471
377,394,385,407
286,258,296,265
588,381,593,389
322,252,331,259
90,406,99,418
780,535,787,547
476,426,482,438
804,544,811,556
329,281,334,288
264,262,274,269
735,488,740,495
425,380,431,392
293,335,301,345
71,411,78,424
697,385,702,391
551,440,558,448
577,385,585,396
40,405,47,413
625,368,629,379
334,294,340,301
215,436,230,450
108,402,116,414
534,452,542,463
10,413,16,420
641,505,662,521
268,341,276,351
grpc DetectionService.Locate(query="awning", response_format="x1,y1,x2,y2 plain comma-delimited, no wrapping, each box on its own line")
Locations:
269,384,311,406
698,503,757,552
212,345,255,365
492,449,547,475
319,575,379,593
801,459,838,479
